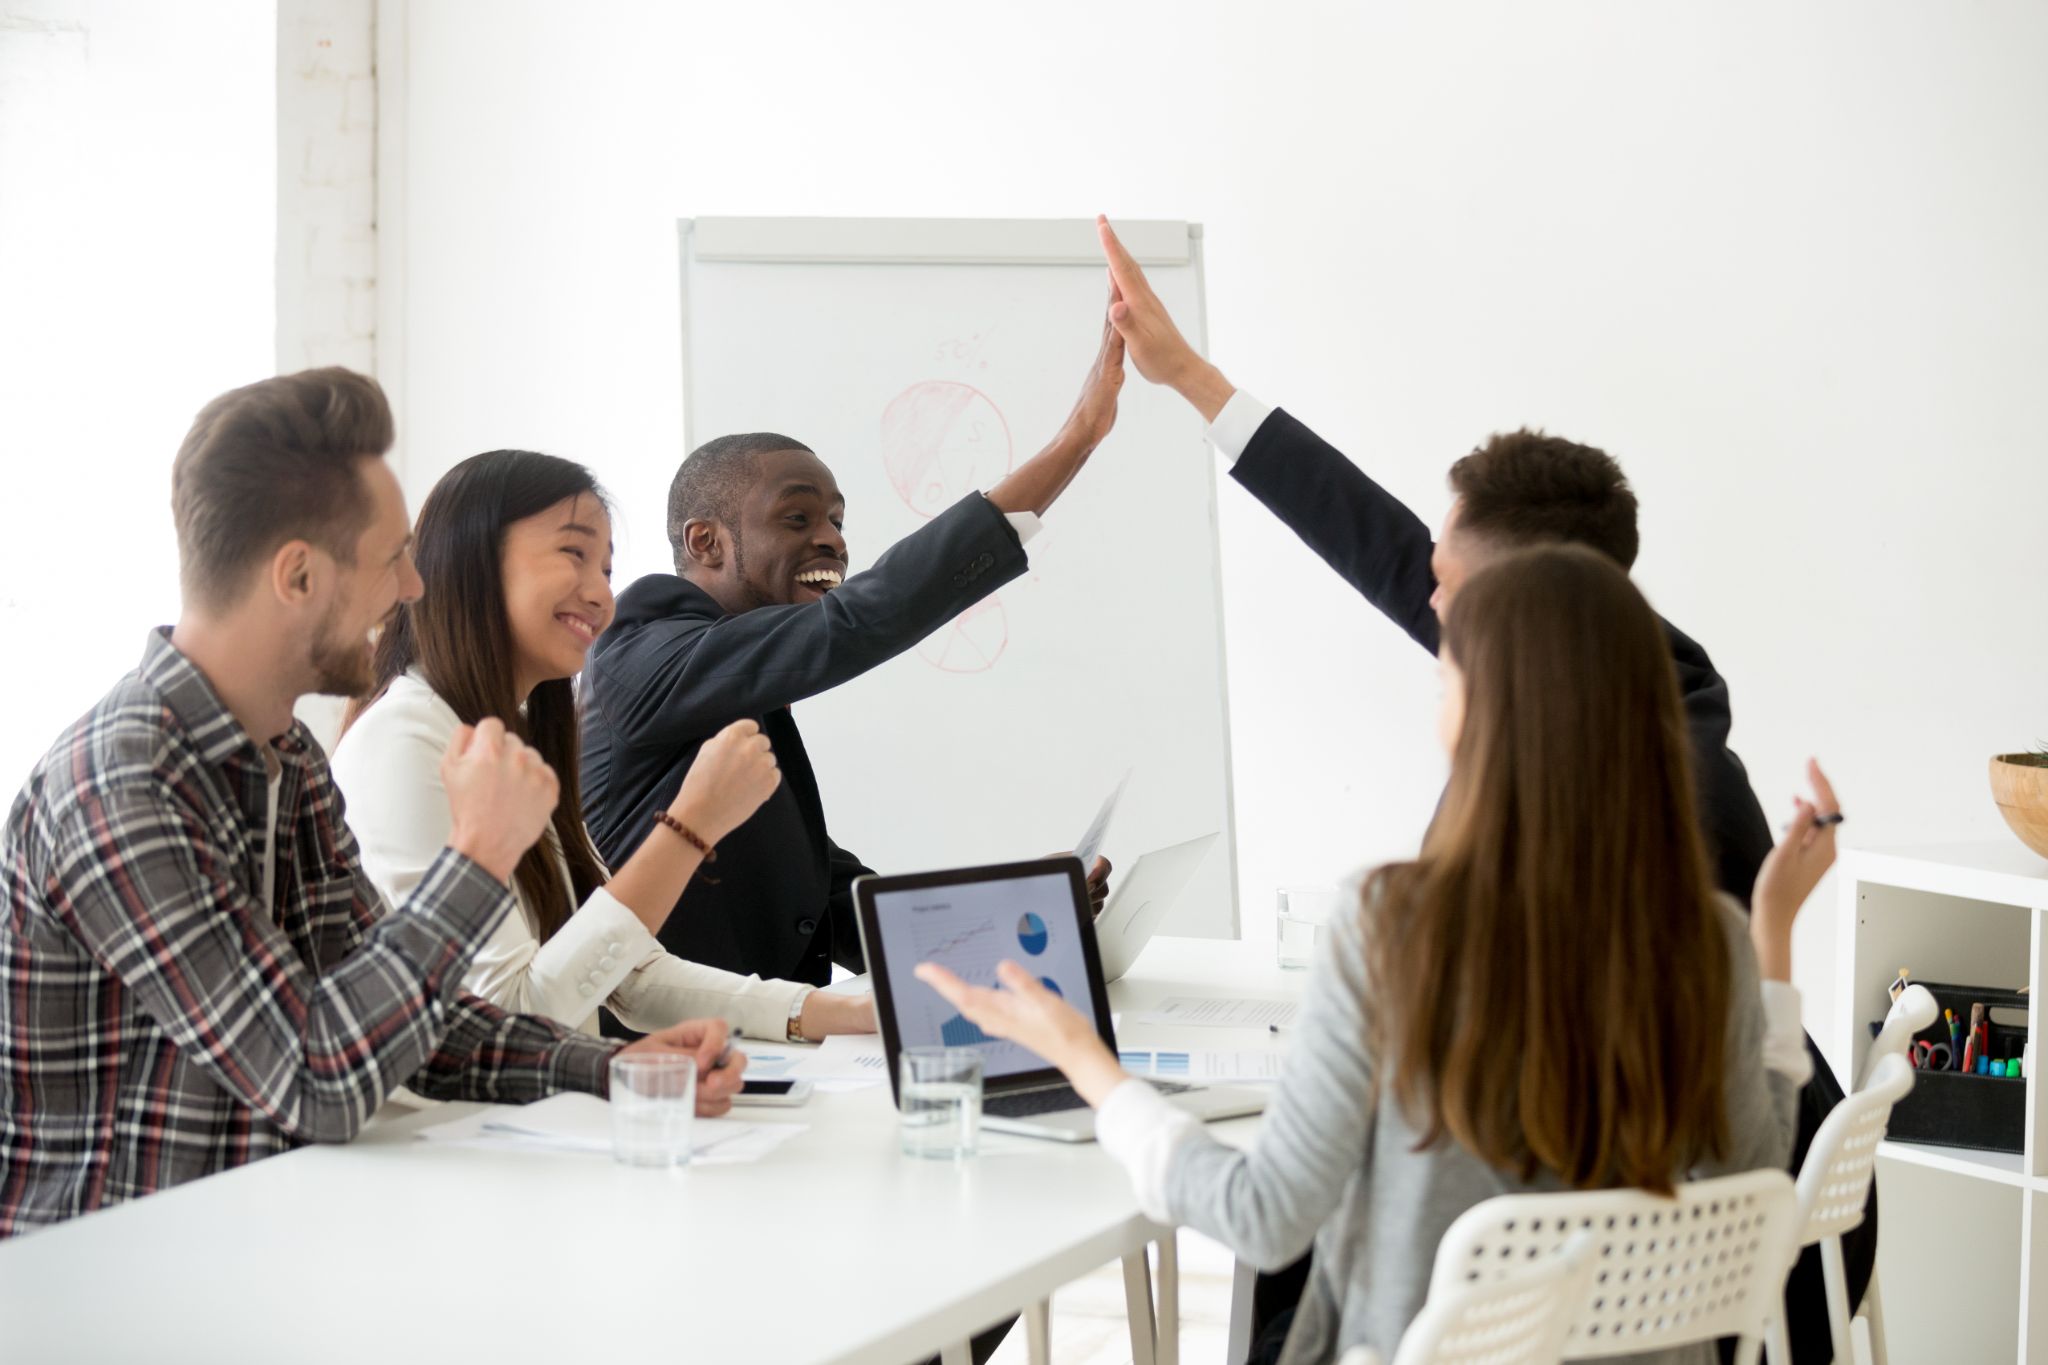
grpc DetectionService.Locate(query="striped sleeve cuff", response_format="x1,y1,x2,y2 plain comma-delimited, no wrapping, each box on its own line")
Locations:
1096,1078,1203,1224
1761,981,1813,1086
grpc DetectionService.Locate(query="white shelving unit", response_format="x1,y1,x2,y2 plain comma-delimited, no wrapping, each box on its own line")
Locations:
1838,843,2048,1365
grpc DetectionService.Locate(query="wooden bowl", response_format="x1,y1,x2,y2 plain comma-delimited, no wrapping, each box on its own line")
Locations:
1990,755,2048,859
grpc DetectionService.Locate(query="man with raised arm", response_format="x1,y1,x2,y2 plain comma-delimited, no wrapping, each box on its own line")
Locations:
0,369,740,1237
581,299,1125,1015
1093,216,1864,1365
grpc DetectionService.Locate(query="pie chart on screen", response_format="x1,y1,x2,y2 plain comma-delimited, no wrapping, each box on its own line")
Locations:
1017,913,1049,955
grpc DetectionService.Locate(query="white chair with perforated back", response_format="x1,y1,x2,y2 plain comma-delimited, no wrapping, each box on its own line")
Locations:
1334,1233,1594,1365
1423,1167,1801,1365
1767,1051,1917,1365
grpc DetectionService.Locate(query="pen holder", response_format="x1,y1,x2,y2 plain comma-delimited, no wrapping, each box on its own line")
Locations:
1872,979,2029,1155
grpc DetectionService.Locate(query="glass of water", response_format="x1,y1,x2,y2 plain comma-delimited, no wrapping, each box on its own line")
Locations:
610,1053,696,1168
1276,885,1341,970
899,1046,982,1160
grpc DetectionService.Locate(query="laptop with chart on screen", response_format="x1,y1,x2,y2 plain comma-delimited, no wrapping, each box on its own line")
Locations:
853,857,1266,1142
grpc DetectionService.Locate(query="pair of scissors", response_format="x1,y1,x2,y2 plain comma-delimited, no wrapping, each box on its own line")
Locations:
1913,1040,1952,1071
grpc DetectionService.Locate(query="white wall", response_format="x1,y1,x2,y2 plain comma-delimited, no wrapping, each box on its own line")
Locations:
276,0,377,375
0,1,274,790
384,0,2047,1073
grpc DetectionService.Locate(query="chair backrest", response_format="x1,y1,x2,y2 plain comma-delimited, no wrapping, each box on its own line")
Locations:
1862,984,1939,1089
1426,1168,1799,1358
1797,1051,1913,1244
1382,1234,1595,1365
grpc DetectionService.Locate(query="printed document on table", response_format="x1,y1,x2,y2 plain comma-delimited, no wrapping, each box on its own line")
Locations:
1119,1048,1285,1082
1132,996,1300,1029
417,1093,807,1164
785,1033,889,1083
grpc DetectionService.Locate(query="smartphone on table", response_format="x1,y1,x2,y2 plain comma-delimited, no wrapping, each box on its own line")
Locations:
733,1078,813,1107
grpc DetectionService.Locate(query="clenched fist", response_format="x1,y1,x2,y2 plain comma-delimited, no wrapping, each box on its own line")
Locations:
441,717,559,882
669,719,782,845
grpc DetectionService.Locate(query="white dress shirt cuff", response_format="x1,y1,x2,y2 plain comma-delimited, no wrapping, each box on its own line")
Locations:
1095,1078,1202,1224
1760,981,1813,1086
1003,510,1043,545
1205,389,1275,464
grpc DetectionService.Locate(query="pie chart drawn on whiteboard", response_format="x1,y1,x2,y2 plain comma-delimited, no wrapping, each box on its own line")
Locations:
880,380,1014,520
915,594,1007,674
1017,912,1049,955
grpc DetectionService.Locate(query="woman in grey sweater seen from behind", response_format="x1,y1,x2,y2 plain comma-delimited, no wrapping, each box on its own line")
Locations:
921,545,1841,1365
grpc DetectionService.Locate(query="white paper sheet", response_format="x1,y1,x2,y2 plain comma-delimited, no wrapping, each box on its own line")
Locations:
1131,996,1300,1030
1118,1047,1285,1082
416,1093,807,1164
785,1033,890,1082
1074,769,1131,872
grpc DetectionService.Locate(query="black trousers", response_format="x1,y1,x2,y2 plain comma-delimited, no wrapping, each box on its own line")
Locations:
1244,1039,1875,1365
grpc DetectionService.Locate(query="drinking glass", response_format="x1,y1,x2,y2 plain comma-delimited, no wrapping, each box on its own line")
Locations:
1276,885,1341,969
610,1053,696,1167
899,1046,982,1160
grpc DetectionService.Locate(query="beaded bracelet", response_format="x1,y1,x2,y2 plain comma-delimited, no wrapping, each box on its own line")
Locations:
653,810,717,864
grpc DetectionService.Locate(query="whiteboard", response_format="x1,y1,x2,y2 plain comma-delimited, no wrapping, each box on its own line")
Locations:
676,217,1238,937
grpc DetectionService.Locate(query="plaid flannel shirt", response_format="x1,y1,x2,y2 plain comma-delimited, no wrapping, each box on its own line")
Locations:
0,630,618,1237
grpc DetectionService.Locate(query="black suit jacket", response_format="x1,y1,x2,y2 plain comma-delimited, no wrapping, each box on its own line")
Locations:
579,493,1028,989
1230,407,1868,1365
1233,408,1777,899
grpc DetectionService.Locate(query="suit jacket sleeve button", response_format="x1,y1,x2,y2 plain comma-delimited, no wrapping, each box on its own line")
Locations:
797,918,818,936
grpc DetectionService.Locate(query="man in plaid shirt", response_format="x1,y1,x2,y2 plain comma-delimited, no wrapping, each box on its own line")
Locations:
0,369,745,1237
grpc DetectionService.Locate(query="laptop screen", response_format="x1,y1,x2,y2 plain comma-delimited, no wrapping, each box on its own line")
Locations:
866,863,1109,1085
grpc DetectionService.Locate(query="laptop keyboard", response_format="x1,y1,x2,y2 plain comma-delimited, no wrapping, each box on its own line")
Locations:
986,1078,1197,1118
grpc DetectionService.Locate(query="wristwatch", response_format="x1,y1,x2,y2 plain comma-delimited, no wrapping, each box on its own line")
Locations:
787,986,816,1044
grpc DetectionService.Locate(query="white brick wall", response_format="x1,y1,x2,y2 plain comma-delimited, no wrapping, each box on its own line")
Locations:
276,0,376,377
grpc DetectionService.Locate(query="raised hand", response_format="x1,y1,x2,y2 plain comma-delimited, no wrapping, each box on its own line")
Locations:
1749,758,1841,981
1050,278,1127,454
671,719,781,845
441,717,560,882
1097,217,1239,428
984,279,1127,516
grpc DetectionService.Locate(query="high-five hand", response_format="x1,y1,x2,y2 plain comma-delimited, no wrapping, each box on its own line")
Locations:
442,718,560,882
1053,278,1128,454
985,282,1127,517
1097,215,1236,422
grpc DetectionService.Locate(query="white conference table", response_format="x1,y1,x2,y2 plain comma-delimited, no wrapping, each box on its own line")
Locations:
0,936,1309,1364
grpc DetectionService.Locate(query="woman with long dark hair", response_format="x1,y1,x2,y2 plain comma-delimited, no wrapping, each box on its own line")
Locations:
920,545,1836,1364
332,450,874,1042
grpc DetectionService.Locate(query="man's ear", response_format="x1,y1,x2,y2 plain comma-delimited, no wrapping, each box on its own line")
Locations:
681,519,726,572
268,540,318,606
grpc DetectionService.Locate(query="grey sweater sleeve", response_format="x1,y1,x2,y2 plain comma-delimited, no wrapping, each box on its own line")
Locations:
1160,900,1381,1270
1157,892,1800,1276
1700,897,1801,1177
